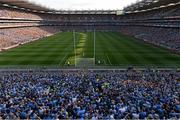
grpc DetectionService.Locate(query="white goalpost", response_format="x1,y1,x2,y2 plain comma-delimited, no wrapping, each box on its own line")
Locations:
73,29,96,67
94,29,96,60
73,30,77,66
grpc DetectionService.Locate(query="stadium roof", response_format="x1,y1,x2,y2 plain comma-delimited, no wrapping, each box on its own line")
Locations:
0,0,51,12
124,0,180,13
0,0,121,14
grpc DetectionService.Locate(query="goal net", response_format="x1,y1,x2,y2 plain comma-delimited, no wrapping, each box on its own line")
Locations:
76,58,95,67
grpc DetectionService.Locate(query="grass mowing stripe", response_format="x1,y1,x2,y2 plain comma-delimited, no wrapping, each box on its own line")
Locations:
97,32,120,64
94,33,107,65
0,32,180,67
65,32,88,65
30,33,74,65
59,37,75,66
112,32,172,66
0,32,72,65
19,33,70,64
102,32,140,65
84,32,94,58
116,32,178,64
110,32,161,65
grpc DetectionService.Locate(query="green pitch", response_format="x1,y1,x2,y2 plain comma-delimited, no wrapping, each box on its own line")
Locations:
0,32,180,68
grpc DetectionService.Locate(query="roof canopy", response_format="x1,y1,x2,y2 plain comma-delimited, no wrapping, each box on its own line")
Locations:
0,0,120,14
124,0,180,13
0,0,52,12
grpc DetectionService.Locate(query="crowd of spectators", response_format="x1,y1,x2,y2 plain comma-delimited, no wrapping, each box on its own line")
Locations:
0,22,42,27
119,26,180,53
122,4,180,20
0,69,179,119
0,2,180,52
0,6,61,50
0,6,41,20
118,4,180,53
0,2,180,120
0,6,119,50
0,6,118,22
0,27,61,50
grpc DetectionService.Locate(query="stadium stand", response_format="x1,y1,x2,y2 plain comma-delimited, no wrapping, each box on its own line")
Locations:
0,1,122,50
0,0,180,52
0,6,41,19
0,69,179,119
120,1,180,53
0,4,61,50
0,0,180,119
0,26,61,50
124,0,180,13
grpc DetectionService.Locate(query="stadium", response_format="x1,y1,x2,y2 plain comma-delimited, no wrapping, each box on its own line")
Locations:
0,0,180,119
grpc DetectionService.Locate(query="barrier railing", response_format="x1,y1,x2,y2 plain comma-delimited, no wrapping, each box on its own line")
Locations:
0,64,179,70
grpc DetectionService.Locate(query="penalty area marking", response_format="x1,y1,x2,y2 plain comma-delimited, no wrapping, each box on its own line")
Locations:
97,59,106,65
106,54,112,65
103,59,107,65
59,41,75,66
59,52,69,65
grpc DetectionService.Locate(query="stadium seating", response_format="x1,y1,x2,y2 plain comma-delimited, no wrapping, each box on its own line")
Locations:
119,26,180,52
0,7,63,49
0,6,41,19
0,69,179,119
118,4,180,53
1,2,180,52
0,27,61,49
0,0,180,119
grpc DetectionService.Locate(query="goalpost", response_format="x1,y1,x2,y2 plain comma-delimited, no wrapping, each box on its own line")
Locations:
73,29,96,67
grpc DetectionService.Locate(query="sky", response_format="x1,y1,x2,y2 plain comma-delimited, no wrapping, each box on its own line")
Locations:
27,0,138,10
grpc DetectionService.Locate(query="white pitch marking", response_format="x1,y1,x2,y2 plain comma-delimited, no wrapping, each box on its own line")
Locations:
106,54,112,65
103,59,107,65
59,52,69,65
59,43,72,65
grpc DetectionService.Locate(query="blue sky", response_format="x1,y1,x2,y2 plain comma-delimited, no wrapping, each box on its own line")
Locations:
28,0,138,10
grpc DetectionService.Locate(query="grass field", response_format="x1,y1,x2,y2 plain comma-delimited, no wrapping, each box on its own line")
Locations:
0,32,180,68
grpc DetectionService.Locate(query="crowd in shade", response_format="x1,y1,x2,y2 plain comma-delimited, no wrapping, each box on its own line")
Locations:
0,6,41,19
0,69,179,119
119,26,180,53
118,4,180,53
122,4,180,20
